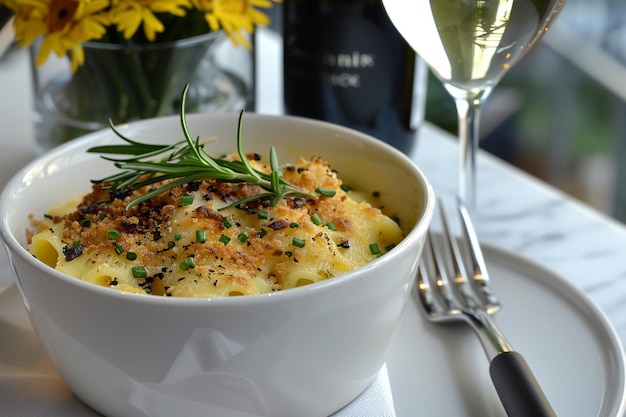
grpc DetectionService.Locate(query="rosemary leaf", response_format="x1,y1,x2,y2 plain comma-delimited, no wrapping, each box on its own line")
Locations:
88,84,314,210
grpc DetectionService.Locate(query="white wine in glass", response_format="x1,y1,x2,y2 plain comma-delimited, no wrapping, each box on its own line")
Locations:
382,0,566,209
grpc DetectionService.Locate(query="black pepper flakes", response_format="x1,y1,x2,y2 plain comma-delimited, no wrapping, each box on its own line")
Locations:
110,187,132,200
63,243,84,261
187,181,201,192
80,203,100,215
267,219,288,230
289,197,306,209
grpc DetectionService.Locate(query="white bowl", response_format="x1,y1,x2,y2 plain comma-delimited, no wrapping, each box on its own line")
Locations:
0,113,434,417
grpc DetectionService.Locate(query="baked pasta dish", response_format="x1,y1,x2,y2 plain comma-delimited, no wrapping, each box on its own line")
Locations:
27,152,403,298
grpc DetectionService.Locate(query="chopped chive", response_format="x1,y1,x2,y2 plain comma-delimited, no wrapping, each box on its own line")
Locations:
326,222,336,231
167,241,176,249
98,213,107,221
126,251,137,261
144,288,152,294
340,184,351,192
107,230,120,240
237,231,249,242
292,237,306,248
219,234,231,245
372,191,381,198
258,228,267,238
115,245,124,255
310,213,322,225
131,266,147,278
180,195,194,206
80,219,91,228
180,256,195,270
258,210,268,220
174,233,182,241
284,251,293,257
222,218,233,228
196,230,207,243
72,240,81,248
315,188,336,197
369,243,381,255
289,222,300,228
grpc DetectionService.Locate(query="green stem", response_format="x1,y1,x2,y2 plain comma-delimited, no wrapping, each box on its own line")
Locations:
124,39,157,119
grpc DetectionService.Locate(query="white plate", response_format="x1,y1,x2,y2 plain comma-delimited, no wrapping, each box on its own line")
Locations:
387,243,626,417
1,243,625,416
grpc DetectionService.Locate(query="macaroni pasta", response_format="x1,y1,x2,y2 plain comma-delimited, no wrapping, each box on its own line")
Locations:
27,155,403,298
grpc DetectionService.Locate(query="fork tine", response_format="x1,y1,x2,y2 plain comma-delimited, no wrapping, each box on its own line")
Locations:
418,232,455,319
456,198,501,312
416,237,437,318
438,199,480,310
427,230,460,313
417,199,499,318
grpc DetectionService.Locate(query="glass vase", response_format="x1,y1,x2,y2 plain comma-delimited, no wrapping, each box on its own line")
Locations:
30,31,255,154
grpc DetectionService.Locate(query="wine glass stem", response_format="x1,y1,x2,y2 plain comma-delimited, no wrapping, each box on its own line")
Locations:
451,88,492,212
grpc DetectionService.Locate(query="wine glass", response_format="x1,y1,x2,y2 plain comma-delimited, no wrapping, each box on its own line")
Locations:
382,0,566,210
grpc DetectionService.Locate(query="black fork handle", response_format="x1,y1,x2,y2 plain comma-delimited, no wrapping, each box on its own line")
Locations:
490,351,558,417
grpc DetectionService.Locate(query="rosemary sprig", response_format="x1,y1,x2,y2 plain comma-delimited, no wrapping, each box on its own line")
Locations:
88,85,313,210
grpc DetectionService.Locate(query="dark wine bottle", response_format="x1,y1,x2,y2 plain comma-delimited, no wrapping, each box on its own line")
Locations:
282,0,426,155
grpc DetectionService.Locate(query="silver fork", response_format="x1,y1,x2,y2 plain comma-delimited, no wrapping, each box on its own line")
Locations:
417,199,558,417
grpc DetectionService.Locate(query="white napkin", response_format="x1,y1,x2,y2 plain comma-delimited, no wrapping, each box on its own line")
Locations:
332,364,396,417
0,283,396,417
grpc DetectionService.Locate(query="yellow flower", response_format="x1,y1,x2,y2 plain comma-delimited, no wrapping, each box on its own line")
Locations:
10,0,110,71
110,0,191,41
1,0,20,10
9,0,48,47
3,0,279,69
192,0,276,49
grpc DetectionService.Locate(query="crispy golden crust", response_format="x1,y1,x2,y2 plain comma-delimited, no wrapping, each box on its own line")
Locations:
28,156,403,297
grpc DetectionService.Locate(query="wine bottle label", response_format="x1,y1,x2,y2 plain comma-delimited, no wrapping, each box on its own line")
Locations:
285,13,397,126
283,3,425,154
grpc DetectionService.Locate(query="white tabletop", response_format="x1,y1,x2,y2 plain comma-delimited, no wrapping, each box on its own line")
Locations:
2,31,626,416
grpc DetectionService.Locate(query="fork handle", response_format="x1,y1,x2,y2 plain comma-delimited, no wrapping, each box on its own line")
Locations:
490,351,558,417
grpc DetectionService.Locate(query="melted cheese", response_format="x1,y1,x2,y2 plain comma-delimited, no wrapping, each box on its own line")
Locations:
28,156,403,298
